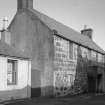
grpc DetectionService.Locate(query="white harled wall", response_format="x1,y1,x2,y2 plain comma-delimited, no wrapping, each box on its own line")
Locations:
0,56,31,100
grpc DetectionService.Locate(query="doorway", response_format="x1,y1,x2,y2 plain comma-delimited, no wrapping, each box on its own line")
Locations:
88,76,96,93
97,74,103,93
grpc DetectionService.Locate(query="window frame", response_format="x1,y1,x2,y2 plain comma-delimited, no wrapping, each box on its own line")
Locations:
69,42,73,60
7,59,18,85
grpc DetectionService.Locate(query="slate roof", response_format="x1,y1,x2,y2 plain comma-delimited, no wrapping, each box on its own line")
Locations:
0,40,30,59
26,9,105,54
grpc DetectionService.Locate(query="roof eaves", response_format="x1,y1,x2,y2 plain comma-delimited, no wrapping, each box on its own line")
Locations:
27,9,105,54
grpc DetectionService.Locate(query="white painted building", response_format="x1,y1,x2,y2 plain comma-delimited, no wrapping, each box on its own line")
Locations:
0,40,31,101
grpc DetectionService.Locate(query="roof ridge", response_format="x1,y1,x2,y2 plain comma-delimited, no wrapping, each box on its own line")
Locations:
29,8,82,34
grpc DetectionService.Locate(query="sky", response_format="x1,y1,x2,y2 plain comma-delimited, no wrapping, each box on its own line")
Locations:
0,0,105,50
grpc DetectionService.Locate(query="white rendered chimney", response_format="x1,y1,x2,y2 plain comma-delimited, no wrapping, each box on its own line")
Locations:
2,17,8,30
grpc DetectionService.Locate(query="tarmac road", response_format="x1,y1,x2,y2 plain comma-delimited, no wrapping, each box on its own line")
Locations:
3,94,105,105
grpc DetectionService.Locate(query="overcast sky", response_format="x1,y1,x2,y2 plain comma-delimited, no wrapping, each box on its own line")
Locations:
0,0,105,50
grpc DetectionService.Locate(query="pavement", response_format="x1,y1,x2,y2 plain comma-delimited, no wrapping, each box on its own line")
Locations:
1,94,105,105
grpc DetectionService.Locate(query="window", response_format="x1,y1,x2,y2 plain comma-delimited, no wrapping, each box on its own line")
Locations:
53,35,77,71
98,53,104,63
54,35,69,60
88,49,91,60
7,59,17,85
69,42,73,59
91,51,97,61
73,44,78,60
80,46,88,58
0,32,1,40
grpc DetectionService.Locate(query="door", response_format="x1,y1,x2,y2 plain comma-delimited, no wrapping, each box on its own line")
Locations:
88,76,96,93
97,74,102,93
87,66,97,93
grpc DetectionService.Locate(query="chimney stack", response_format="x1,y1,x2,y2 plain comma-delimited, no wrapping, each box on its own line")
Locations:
0,17,11,45
81,26,93,39
2,17,8,30
17,0,33,11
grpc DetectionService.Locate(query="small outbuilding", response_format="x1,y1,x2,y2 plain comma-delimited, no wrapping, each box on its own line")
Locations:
0,40,31,101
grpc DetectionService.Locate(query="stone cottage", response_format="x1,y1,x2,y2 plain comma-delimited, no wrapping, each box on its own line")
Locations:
0,36,31,100
1,0,105,97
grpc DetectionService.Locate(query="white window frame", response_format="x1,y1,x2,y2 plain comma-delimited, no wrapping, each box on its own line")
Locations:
7,59,18,85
